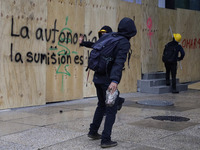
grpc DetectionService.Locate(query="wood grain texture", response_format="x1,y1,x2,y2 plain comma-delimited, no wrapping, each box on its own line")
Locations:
0,0,200,109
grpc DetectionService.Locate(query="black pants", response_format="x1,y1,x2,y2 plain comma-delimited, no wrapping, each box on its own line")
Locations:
164,62,177,90
89,83,119,143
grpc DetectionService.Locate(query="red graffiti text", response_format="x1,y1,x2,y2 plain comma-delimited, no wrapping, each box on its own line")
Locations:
181,38,200,49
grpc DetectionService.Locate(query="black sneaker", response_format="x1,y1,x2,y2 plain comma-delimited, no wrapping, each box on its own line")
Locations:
166,81,170,86
101,141,118,148
172,90,179,94
88,133,101,140
117,97,125,111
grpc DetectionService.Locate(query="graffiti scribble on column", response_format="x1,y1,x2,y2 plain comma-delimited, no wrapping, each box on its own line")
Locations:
147,17,153,48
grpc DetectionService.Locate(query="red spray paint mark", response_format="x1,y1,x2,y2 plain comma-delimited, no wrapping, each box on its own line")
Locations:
147,17,154,48
181,38,200,49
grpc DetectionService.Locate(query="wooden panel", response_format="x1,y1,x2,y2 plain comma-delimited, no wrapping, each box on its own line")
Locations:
176,9,200,82
46,0,85,102
0,0,3,107
188,82,200,90
83,0,141,95
83,0,118,97
0,0,47,109
117,1,142,93
1,0,200,109
141,0,159,73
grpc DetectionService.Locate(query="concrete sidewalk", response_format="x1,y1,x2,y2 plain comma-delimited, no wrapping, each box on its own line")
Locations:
0,86,200,149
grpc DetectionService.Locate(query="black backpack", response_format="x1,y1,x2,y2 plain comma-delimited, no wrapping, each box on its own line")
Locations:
162,44,178,63
86,33,125,74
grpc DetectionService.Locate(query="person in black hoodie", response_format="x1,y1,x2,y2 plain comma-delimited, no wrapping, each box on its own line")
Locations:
79,26,125,111
162,33,185,93
88,17,137,148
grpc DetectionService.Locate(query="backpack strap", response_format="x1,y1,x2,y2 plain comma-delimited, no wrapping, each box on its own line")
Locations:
92,32,124,50
127,48,132,68
86,69,90,87
85,50,90,71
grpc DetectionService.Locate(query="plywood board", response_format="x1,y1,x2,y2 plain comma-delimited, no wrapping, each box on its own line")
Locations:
0,0,200,109
176,9,200,82
188,82,200,90
83,0,118,97
0,0,47,109
116,1,142,93
46,0,85,102
141,0,159,73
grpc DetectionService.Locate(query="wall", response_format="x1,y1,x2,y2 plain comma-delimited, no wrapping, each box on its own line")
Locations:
0,0,47,109
46,0,85,102
157,8,200,82
0,0,199,109
141,0,159,73
176,8,200,82
141,0,200,83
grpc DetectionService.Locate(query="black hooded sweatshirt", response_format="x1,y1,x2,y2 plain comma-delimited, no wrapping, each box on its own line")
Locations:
93,17,137,84
164,38,185,63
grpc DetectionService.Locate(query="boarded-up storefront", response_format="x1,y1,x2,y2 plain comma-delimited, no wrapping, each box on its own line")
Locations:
0,0,200,109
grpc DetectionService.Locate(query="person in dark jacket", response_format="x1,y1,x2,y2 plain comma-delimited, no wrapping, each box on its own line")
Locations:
79,26,113,48
88,17,137,148
163,33,185,93
79,26,125,111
